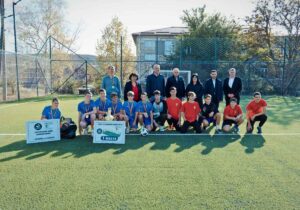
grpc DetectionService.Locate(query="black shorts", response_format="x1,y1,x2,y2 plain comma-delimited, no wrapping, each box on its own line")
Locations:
222,119,236,127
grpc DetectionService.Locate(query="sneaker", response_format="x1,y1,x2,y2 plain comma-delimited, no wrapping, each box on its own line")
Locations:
125,127,130,134
83,128,88,135
233,125,240,133
257,126,262,134
216,129,223,134
159,126,165,132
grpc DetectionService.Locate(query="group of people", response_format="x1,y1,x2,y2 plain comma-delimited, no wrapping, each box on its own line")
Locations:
41,64,268,136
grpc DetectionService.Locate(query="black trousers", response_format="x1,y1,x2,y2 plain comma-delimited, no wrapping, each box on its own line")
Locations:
249,114,268,128
181,120,202,133
167,118,181,131
152,114,167,131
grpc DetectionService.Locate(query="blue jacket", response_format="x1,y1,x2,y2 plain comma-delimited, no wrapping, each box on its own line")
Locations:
101,75,121,98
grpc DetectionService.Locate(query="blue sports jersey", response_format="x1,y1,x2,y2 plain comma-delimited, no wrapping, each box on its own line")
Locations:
42,105,61,120
138,101,153,115
77,100,95,115
123,101,138,118
111,101,123,115
94,98,112,112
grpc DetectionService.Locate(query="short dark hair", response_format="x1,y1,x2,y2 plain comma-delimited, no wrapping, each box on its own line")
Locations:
230,97,237,103
99,88,106,94
211,69,217,73
169,86,177,92
85,90,92,95
129,73,139,80
204,94,212,99
110,92,118,97
254,92,261,97
52,97,59,103
153,90,161,95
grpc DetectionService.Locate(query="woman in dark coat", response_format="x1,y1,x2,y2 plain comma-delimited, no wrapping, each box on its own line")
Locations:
185,73,204,107
124,73,142,102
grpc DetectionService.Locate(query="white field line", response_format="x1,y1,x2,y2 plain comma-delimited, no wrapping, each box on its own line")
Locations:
1,133,300,136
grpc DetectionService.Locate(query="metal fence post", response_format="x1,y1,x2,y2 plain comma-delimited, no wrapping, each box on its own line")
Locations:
85,60,88,92
13,1,20,101
282,37,287,96
120,36,123,91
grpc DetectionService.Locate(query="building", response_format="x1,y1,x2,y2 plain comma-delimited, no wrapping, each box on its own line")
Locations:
132,27,189,85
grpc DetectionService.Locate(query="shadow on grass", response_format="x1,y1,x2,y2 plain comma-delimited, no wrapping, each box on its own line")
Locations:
0,132,266,161
240,134,266,154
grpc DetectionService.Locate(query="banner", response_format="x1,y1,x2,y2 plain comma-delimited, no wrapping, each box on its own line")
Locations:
26,119,60,144
93,121,125,144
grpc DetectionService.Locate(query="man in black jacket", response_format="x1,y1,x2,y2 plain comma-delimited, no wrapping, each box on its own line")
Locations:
146,64,165,98
223,68,242,105
165,67,185,99
204,69,223,109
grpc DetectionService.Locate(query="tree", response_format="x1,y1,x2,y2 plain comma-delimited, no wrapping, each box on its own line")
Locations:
96,17,135,89
17,0,80,54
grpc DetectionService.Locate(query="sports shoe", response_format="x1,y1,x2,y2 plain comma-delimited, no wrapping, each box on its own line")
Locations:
125,127,130,134
257,126,262,134
83,128,88,135
216,129,223,134
233,125,240,133
159,126,165,132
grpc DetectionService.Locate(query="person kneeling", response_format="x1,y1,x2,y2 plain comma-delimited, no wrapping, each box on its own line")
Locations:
222,98,243,133
78,91,96,136
123,91,138,133
138,92,153,136
152,90,167,132
110,92,125,121
201,94,222,134
166,87,182,131
94,88,112,121
246,92,268,134
181,91,202,134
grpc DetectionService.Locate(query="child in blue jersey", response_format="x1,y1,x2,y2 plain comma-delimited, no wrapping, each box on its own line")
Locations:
123,91,138,133
138,92,153,135
78,91,96,135
94,88,112,120
41,97,61,120
110,92,125,121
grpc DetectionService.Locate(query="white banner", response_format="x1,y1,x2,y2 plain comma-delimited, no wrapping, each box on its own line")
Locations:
26,119,61,144
93,121,125,144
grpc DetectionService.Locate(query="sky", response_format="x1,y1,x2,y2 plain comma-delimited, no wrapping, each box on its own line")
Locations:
65,0,255,55
4,0,256,55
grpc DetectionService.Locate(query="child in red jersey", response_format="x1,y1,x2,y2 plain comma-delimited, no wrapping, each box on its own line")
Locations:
222,97,244,133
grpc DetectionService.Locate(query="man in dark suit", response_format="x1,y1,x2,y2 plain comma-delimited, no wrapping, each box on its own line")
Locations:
223,68,242,105
165,67,185,99
146,64,165,98
204,69,223,109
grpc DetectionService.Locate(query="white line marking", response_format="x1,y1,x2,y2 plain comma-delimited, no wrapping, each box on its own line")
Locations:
0,133,300,136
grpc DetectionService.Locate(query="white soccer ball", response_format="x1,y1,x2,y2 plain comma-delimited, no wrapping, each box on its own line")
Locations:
140,127,148,136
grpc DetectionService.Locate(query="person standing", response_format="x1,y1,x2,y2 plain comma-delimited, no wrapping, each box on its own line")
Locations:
165,67,185,99
186,73,204,107
101,65,121,98
123,73,142,102
204,69,223,109
146,64,165,98
223,68,242,105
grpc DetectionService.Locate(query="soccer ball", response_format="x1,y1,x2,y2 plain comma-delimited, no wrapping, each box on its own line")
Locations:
140,127,148,136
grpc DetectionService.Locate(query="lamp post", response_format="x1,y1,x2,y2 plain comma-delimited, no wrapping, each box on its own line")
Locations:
13,0,22,101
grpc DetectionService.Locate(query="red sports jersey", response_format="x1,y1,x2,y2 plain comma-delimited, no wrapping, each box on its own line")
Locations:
182,101,201,123
166,97,182,120
223,104,243,119
246,99,267,119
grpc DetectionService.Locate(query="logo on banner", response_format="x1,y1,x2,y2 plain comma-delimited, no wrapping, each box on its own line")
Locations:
34,123,42,130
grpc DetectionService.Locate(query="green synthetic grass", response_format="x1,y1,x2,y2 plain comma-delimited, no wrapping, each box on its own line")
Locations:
0,96,299,209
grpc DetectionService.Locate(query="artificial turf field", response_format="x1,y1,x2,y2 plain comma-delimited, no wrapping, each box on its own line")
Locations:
0,95,299,209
